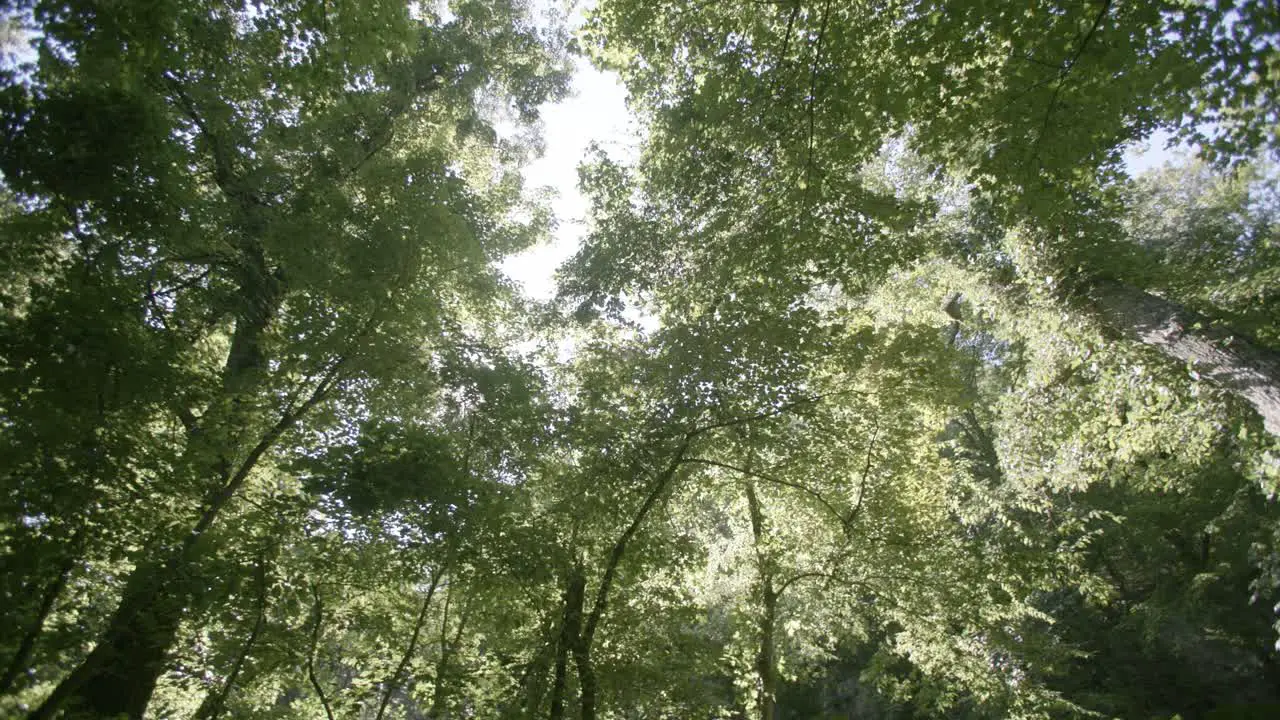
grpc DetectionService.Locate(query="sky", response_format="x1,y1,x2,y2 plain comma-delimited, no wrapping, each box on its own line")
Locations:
1122,129,1185,176
497,27,639,301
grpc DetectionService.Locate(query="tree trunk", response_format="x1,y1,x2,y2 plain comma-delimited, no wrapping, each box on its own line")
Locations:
1088,278,1280,436
26,254,298,719
571,643,597,720
429,586,454,719
755,590,778,720
28,333,341,719
28,450,286,720
745,481,777,720
27,560,190,719
549,566,585,720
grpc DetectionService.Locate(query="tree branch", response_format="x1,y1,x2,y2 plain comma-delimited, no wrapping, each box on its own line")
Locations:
160,71,258,205
306,585,336,720
582,436,692,649
195,545,270,720
180,356,347,558
802,0,833,203
686,389,854,439
1033,0,1113,155
681,456,846,526
845,424,879,528
374,568,443,720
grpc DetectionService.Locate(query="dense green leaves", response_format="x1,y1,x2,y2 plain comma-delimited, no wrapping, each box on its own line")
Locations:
2,0,1278,719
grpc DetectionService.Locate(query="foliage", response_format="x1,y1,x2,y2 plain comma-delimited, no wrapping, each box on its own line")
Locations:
1,0,1278,719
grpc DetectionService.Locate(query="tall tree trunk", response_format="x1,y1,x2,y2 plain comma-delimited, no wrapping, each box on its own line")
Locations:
26,258,301,720
28,306,342,720
745,481,777,720
571,642,596,720
549,566,585,720
1088,277,1280,436
27,559,190,720
755,591,778,720
27,437,293,720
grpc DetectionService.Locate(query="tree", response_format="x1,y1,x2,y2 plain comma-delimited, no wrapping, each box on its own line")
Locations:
560,31,1280,705
576,0,1280,435
0,0,567,716
3,0,1279,718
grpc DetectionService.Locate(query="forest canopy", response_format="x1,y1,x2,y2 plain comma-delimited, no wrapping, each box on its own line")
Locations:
0,1,1278,719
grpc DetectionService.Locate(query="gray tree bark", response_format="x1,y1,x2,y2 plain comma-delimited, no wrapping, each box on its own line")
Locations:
1087,278,1280,437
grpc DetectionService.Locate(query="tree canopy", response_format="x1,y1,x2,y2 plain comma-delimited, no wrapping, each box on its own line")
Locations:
1,1,1279,719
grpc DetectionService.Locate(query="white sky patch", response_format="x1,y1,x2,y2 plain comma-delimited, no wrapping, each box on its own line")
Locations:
501,46,639,300
1123,129,1189,175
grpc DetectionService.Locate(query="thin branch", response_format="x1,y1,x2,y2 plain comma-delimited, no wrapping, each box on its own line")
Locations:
430,582,474,717
768,1,803,105
160,71,254,204
686,389,850,439
180,356,346,557
374,569,443,720
1033,0,1113,155
681,457,846,526
802,0,833,203
1011,48,1064,72
582,436,692,649
845,424,879,527
196,546,270,720
777,2,801,61
306,584,336,720
344,124,400,179
0,528,83,695
1066,0,1114,72
150,267,214,299
775,571,832,599
992,73,1061,118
